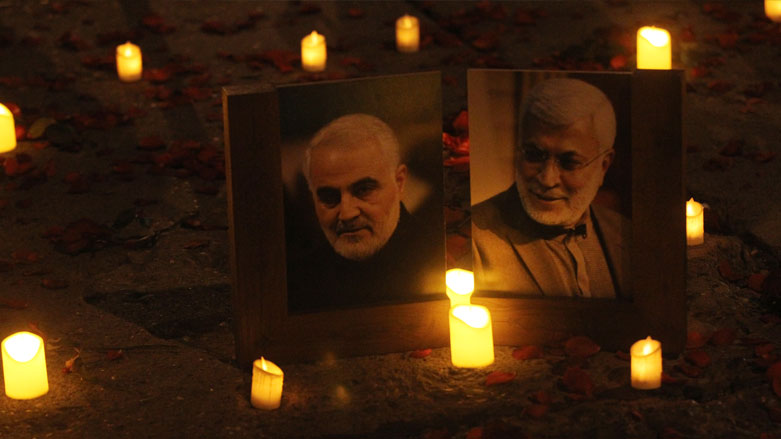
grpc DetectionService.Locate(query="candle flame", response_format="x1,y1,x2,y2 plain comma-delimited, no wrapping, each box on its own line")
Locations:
0,103,11,117
686,198,702,217
400,15,413,27
306,31,323,44
446,269,474,296
4,332,41,363
453,305,489,328
641,336,654,355
640,27,670,47
260,356,268,371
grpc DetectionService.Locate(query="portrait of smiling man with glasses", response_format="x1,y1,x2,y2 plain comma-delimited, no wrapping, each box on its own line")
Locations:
471,77,631,299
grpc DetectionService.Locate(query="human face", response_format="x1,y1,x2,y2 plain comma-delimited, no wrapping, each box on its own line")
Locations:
308,140,407,260
515,116,613,228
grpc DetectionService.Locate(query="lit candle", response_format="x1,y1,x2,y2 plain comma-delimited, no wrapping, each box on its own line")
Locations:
630,336,662,390
636,26,671,70
0,103,16,153
116,41,143,82
251,356,284,410
301,31,327,72
2,332,49,400
686,198,704,246
446,268,474,307
766,0,781,22
449,305,494,368
395,14,420,53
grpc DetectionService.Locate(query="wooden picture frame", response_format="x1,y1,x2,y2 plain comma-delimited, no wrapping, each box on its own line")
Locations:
223,72,449,366
467,69,686,355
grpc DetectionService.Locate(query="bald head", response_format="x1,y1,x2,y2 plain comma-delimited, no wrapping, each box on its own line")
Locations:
520,78,616,153
304,114,402,188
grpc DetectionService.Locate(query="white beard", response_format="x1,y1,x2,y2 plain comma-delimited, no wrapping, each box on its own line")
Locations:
325,201,401,261
515,171,602,227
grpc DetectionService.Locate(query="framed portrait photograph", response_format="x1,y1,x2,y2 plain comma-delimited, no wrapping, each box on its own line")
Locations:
223,72,449,365
468,69,686,353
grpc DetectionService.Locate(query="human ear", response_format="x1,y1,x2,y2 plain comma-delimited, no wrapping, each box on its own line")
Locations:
395,164,408,194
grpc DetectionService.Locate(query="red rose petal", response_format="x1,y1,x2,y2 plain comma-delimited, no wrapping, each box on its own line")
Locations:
513,345,543,360
485,371,516,386
685,349,711,368
710,327,736,346
562,366,594,396
564,335,601,358
409,348,432,359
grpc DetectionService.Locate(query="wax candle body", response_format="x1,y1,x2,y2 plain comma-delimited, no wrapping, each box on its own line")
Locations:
396,15,420,53
686,198,704,246
251,357,284,409
449,305,494,368
2,332,49,400
630,336,662,390
446,268,474,307
637,26,671,70
301,31,327,72
0,103,16,153
766,0,781,22
116,42,143,82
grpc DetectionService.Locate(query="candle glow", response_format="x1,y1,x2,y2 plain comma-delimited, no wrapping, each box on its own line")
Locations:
630,336,662,390
0,103,16,153
395,14,420,53
686,198,704,246
301,31,327,72
766,0,781,22
449,305,494,368
2,332,49,400
445,268,474,307
115,41,143,82
251,356,284,410
637,26,671,70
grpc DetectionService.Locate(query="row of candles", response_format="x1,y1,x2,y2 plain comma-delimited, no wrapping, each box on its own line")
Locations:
0,268,663,404
247,269,667,409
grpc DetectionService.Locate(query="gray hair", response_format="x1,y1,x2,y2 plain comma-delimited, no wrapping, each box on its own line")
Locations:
303,114,401,187
520,78,616,153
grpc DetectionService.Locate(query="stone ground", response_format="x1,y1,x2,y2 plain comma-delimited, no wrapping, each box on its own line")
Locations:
0,1,780,438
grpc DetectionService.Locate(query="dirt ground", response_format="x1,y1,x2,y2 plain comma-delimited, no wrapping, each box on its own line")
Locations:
0,1,780,438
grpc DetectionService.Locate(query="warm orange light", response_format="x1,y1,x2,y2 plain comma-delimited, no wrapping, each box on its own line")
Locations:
630,336,662,390
115,41,142,82
395,14,420,53
686,198,704,246
446,268,474,307
637,26,671,69
2,332,49,399
766,0,781,22
0,103,16,153
301,31,327,72
449,305,494,368
251,356,284,409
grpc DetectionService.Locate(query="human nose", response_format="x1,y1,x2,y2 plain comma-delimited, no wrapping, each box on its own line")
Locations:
337,193,361,221
535,157,561,188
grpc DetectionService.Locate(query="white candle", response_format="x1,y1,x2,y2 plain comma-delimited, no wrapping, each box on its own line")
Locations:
301,31,327,72
449,305,494,368
251,357,284,410
637,26,671,70
766,0,781,22
2,332,49,399
0,103,16,153
395,14,420,53
630,336,662,390
446,268,474,307
686,198,704,246
116,41,143,82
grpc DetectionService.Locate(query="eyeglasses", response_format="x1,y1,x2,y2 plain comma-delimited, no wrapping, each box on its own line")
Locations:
519,144,612,173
